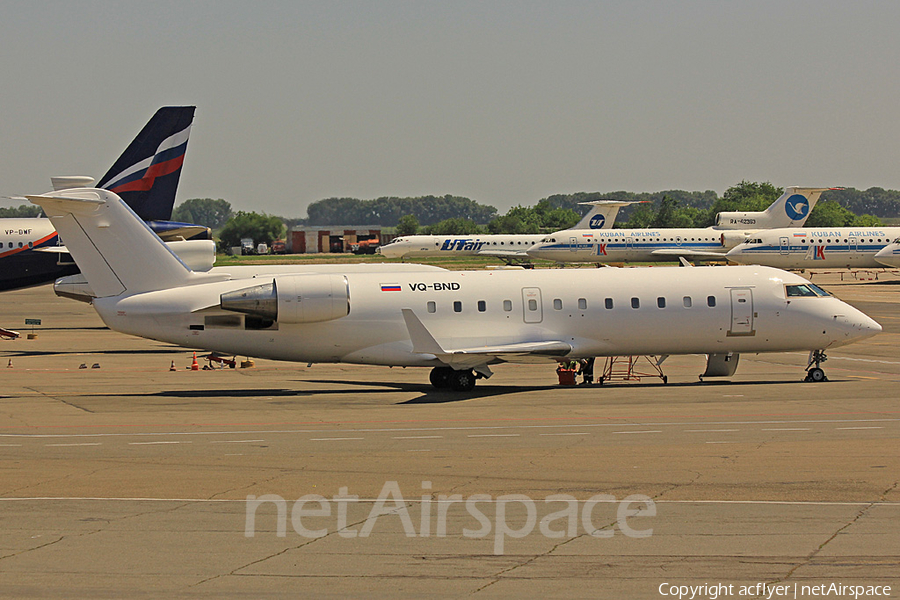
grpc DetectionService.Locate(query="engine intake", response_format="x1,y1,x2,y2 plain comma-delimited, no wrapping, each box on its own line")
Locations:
220,274,350,323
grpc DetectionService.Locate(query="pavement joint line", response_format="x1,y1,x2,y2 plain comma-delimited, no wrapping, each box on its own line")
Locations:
391,435,443,439
1,497,900,506
836,426,884,430
467,434,520,438
309,437,364,441
760,428,812,431
539,432,589,436
128,441,192,445
683,429,741,432
1,418,898,439
44,443,102,447
208,439,265,444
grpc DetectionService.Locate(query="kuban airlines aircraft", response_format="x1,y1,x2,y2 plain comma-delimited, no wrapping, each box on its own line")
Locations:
28,188,880,391
526,187,831,264
726,228,900,269
0,107,205,291
376,200,641,261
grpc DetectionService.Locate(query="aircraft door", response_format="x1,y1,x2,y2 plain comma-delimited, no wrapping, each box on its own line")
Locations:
626,237,634,251
569,236,578,252
728,288,754,336
522,287,543,323
779,237,789,255
849,237,857,254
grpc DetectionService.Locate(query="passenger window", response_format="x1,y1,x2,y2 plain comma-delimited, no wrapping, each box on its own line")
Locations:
427,301,436,313
707,296,716,307
631,297,640,309
528,299,538,311
605,298,613,309
453,301,462,313
657,297,666,309
683,296,692,308
553,299,562,310
503,300,512,311
477,300,486,312
578,298,587,310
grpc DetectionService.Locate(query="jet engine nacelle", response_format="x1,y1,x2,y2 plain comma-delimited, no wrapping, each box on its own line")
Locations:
220,274,350,324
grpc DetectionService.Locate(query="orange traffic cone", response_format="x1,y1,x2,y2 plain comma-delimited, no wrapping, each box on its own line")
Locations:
190,352,200,371
169,360,176,372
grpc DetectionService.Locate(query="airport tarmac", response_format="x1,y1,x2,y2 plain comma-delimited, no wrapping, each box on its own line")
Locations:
1,274,898,599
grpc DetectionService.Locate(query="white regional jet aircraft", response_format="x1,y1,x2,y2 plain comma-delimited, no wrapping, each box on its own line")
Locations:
526,187,831,264
28,188,880,390
726,227,900,269
376,200,640,261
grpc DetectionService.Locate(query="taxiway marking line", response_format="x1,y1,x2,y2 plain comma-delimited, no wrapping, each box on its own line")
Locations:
612,430,661,435
128,441,191,445
539,433,589,436
467,434,520,438
392,436,443,440
45,443,102,447
309,437,364,441
761,428,811,431
684,429,740,433
835,426,884,430
209,439,265,444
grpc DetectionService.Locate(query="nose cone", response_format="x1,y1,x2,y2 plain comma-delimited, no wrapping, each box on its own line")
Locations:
833,305,882,346
724,245,750,264
874,243,900,268
526,244,551,259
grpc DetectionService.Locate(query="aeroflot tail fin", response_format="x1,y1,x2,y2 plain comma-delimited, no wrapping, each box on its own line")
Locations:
27,189,200,297
572,200,647,230
96,106,195,222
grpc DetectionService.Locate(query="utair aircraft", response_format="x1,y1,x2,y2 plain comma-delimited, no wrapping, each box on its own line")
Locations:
0,106,207,291
526,187,831,264
376,200,642,262
28,187,880,390
726,227,900,269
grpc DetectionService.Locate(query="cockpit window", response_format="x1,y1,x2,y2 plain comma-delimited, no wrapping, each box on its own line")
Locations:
785,284,830,298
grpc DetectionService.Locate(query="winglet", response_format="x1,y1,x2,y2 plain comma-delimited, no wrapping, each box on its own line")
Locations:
401,309,446,355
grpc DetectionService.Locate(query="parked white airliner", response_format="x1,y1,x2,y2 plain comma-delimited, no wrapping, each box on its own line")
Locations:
726,227,900,269
376,201,641,261
526,187,831,264
28,188,879,391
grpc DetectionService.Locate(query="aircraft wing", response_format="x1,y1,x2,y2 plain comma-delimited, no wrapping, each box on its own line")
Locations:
649,248,729,259
475,249,531,258
401,308,571,369
33,246,70,253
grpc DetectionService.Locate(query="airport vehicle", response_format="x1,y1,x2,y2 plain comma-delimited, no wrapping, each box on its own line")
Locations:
874,238,900,267
29,187,880,390
0,107,204,291
726,227,900,269
376,200,641,261
526,187,830,264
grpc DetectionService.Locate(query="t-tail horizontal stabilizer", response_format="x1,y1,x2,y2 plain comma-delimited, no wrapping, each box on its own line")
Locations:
27,189,226,298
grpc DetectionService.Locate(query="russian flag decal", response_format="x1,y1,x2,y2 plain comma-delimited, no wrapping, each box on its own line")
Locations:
381,283,402,292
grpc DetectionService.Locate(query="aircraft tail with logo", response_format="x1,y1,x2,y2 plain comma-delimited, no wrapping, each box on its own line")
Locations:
715,187,833,230
95,106,195,222
570,200,648,230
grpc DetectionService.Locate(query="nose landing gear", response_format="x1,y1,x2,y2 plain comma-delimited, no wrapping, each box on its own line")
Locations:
804,350,828,382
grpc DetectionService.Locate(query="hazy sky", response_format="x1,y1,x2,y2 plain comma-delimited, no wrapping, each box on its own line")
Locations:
2,1,899,217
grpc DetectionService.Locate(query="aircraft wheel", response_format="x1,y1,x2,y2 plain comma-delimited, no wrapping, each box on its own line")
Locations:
429,366,453,389
806,367,827,383
449,369,477,392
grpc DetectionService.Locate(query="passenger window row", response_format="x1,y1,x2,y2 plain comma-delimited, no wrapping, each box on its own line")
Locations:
425,295,717,313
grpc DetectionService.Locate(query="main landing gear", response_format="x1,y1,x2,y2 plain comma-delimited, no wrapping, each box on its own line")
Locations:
804,350,828,382
429,366,478,392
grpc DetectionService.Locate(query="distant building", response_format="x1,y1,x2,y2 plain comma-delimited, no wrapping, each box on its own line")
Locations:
289,226,384,254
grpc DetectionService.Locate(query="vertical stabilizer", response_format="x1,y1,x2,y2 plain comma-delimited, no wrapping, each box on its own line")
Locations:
716,187,832,229
27,189,196,297
572,200,647,230
96,106,195,221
